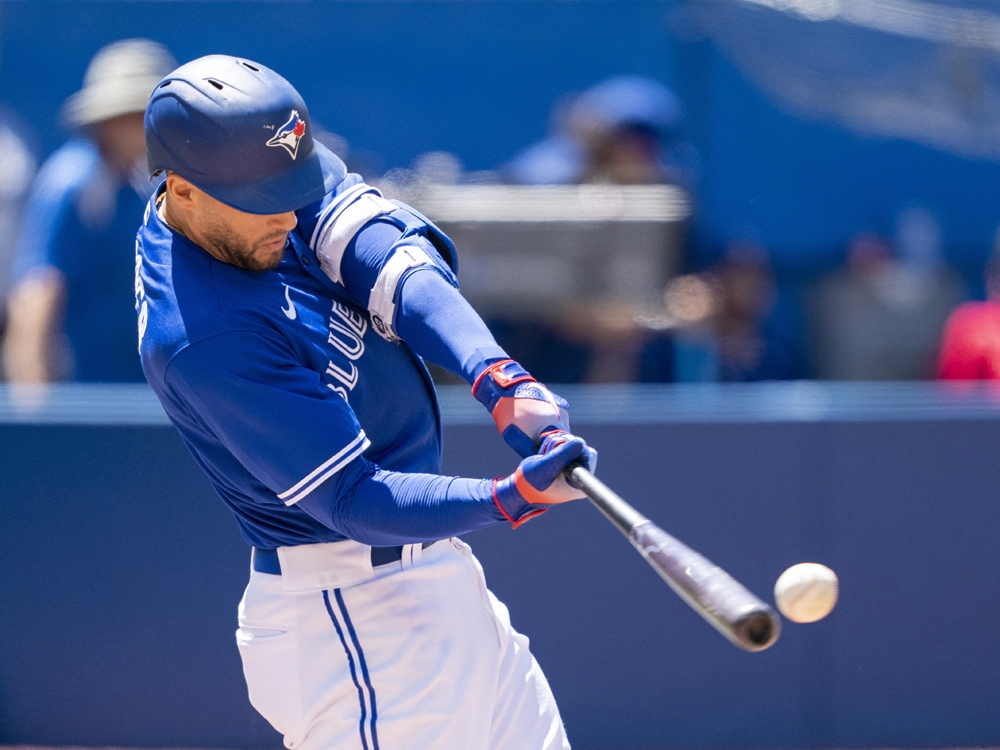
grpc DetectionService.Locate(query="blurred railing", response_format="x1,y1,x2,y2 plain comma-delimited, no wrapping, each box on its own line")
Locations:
406,184,690,317
4,380,1000,425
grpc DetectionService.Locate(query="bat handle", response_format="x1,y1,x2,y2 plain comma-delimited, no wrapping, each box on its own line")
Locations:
567,465,647,534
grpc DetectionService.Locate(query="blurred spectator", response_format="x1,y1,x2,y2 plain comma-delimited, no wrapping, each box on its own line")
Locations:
638,241,799,382
494,76,696,383
809,209,963,380
638,273,718,382
713,242,798,381
3,39,175,382
0,109,37,377
937,229,1000,380
504,75,695,187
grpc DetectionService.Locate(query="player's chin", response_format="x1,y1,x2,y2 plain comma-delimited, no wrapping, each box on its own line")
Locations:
251,240,288,271
240,253,283,273
260,253,285,272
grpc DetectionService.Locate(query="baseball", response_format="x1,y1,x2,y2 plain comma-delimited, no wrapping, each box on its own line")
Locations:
773,563,838,623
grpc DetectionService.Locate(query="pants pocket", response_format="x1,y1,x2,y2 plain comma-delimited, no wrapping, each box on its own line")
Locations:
237,624,305,746
450,538,505,650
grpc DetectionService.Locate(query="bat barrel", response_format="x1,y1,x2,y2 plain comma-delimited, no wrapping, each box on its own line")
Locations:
630,521,781,651
568,466,781,652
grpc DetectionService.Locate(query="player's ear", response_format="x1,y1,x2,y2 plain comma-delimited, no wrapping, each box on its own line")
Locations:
165,172,197,210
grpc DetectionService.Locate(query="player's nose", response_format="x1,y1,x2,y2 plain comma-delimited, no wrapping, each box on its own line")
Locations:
271,211,298,232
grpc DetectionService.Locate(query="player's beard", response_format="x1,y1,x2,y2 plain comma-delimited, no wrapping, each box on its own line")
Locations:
201,213,288,272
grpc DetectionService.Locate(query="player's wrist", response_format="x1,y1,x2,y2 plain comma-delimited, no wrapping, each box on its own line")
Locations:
471,358,535,412
491,474,550,529
491,431,596,527
472,358,572,458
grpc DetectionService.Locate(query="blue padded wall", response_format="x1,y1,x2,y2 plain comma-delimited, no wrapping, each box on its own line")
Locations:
2,384,999,749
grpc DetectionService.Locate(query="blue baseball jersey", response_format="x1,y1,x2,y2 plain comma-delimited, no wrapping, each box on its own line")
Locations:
136,176,530,549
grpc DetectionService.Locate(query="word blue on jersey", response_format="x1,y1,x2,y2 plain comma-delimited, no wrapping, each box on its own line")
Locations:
136,174,546,550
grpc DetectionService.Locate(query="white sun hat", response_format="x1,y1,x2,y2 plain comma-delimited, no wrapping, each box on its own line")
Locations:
61,39,176,128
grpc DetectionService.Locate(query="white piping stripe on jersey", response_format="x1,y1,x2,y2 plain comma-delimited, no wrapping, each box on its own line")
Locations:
367,244,434,343
313,193,397,285
279,431,370,506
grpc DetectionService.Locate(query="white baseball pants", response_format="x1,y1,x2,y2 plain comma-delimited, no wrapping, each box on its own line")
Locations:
236,537,571,749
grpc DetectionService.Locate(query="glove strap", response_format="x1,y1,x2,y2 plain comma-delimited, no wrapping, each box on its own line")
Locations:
491,476,549,529
472,359,535,413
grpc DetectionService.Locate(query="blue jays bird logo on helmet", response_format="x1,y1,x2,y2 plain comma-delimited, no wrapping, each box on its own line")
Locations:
266,110,307,159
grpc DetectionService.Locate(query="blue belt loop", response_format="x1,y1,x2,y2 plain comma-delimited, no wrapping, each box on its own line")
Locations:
251,547,282,575
252,542,435,576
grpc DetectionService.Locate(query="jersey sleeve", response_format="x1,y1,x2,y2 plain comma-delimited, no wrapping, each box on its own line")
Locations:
298,187,507,383
162,329,529,544
394,268,509,384
163,330,370,506
294,463,510,546
342,222,508,383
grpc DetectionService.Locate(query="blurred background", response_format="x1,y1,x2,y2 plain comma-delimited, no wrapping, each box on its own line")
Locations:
4,0,1000,386
4,2,1000,750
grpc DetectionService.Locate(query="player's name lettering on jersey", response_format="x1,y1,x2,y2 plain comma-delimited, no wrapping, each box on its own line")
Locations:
323,300,367,400
135,247,148,352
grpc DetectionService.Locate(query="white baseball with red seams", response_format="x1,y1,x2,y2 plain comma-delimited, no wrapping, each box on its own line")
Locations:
773,563,839,623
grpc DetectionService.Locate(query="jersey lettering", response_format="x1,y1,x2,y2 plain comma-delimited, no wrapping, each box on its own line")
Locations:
325,359,359,390
327,319,364,359
325,383,350,400
134,244,146,302
321,300,367,399
134,244,148,352
137,301,149,353
332,301,367,337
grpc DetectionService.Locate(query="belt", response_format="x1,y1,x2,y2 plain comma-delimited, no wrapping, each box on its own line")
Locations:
252,542,436,576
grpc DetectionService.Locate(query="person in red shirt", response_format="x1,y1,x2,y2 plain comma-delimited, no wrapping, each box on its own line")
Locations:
938,252,1000,379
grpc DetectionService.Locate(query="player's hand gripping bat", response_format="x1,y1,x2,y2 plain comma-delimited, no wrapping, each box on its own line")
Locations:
567,465,780,652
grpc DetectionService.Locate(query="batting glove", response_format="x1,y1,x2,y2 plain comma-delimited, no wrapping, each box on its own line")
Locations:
492,430,598,528
472,359,570,458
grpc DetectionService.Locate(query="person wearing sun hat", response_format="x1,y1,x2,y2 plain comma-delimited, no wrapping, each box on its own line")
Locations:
3,39,176,382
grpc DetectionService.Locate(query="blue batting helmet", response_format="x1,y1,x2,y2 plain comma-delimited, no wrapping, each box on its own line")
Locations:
144,55,346,214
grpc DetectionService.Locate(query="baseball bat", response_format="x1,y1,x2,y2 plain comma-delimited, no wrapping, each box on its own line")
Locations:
567,465,780,652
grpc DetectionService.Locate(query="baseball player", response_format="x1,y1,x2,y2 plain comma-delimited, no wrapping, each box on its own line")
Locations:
136,56,596,749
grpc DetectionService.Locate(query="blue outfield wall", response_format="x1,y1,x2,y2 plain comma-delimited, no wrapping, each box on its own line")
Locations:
2,383,1000,749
